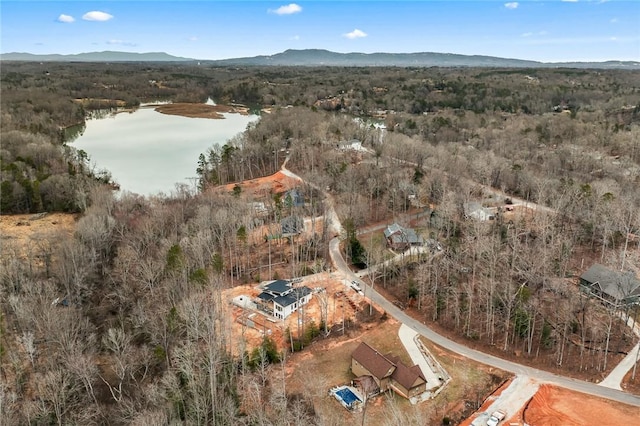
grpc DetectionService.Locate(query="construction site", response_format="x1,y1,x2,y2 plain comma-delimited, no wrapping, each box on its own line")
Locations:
222,272,377,355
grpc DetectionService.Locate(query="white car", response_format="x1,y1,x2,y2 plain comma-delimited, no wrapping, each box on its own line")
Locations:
486,409,506,426
350,280,362,292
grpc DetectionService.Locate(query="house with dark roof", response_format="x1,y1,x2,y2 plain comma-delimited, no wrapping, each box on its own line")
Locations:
256,279,313,320
350,342,427,400
283,188,305,208
280,215,304,237
579,264,640,307
383,223,424,250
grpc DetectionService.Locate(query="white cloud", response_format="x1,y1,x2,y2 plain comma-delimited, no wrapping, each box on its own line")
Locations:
57,14,75,23
269,3,302,15
504,2,519,9
82,11,114,21
521,30,549,38
561,0,578,2
290,35,300,40
107,39,136,47
189,36,199,42
343,29,367,39
610,18,618,24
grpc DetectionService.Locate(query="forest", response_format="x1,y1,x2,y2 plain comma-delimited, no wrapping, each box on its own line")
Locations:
1,61,640,424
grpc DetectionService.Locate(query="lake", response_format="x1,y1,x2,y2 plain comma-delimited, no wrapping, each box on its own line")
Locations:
69,106,258,196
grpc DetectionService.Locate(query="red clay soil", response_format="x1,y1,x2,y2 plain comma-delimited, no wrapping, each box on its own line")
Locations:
523,384,640,426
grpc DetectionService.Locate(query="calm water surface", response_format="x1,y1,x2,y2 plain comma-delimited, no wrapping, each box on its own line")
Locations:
70,106,258,196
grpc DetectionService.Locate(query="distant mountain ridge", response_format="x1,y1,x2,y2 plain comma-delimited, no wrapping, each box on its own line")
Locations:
2,49,639,69
0,51,192,62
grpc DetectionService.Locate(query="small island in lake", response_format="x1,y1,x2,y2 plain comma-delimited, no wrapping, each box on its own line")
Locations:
154,103,249,119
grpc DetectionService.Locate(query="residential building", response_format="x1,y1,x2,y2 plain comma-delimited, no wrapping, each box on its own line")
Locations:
463,202,495,221
383,223,424,250
256,279,313,320
579,264,640,307
350,342,427,400
280,215,304,236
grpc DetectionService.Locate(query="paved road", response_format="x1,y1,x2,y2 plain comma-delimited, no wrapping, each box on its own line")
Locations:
329,236,640,407
283,160,640,408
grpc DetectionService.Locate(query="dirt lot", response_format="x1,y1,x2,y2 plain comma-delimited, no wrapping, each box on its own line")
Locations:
213,170,301,198
222,272,372,355
522,384,640,426
0,213,77,257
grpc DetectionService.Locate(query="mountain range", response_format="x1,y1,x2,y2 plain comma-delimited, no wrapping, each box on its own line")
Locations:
2,49,639,69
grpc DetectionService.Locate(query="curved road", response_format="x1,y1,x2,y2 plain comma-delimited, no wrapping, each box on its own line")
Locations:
329,237,640,407
281,160,640,407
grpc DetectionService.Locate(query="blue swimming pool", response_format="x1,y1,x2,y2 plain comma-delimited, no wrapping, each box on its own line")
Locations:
335,387,361,406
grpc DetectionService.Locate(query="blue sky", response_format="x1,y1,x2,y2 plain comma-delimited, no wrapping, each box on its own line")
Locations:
1,1,638,62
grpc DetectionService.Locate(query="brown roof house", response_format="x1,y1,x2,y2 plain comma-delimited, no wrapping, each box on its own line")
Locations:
350,342,427,401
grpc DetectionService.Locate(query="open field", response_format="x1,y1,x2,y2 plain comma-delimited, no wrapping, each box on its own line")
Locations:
0,213,77,257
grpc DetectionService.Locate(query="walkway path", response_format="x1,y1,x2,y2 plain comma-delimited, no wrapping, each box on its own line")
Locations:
599,315,640,390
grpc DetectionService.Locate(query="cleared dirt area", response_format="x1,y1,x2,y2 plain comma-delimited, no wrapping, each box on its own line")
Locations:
463,379,640,426
0,213,77,256
214,170,301,198
223,272,372,355
154,103,248,119
523,384,640,426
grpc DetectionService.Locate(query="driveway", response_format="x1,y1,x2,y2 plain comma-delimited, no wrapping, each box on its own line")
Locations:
398,324,442,390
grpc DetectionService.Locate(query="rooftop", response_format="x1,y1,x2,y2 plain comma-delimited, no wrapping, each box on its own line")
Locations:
263,279,293,295
273,286,312,308
352,342,396,380
580,264,640,302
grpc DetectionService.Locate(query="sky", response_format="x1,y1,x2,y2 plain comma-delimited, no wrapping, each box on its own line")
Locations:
1,1,639,62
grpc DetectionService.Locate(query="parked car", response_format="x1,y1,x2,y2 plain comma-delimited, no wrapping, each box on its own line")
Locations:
350,280,362,292
486,409,506,426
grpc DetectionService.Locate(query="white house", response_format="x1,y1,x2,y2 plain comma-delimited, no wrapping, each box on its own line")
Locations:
257,280,313,320
463,202,495,221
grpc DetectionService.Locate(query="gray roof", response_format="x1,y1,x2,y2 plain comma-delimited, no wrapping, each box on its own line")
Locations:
273,286,312,308
580,264,640,302
257,292,276,302
384,223,423,245
264,279,292,295
281,215,304,235
384,223,403,239
284,188,305,207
